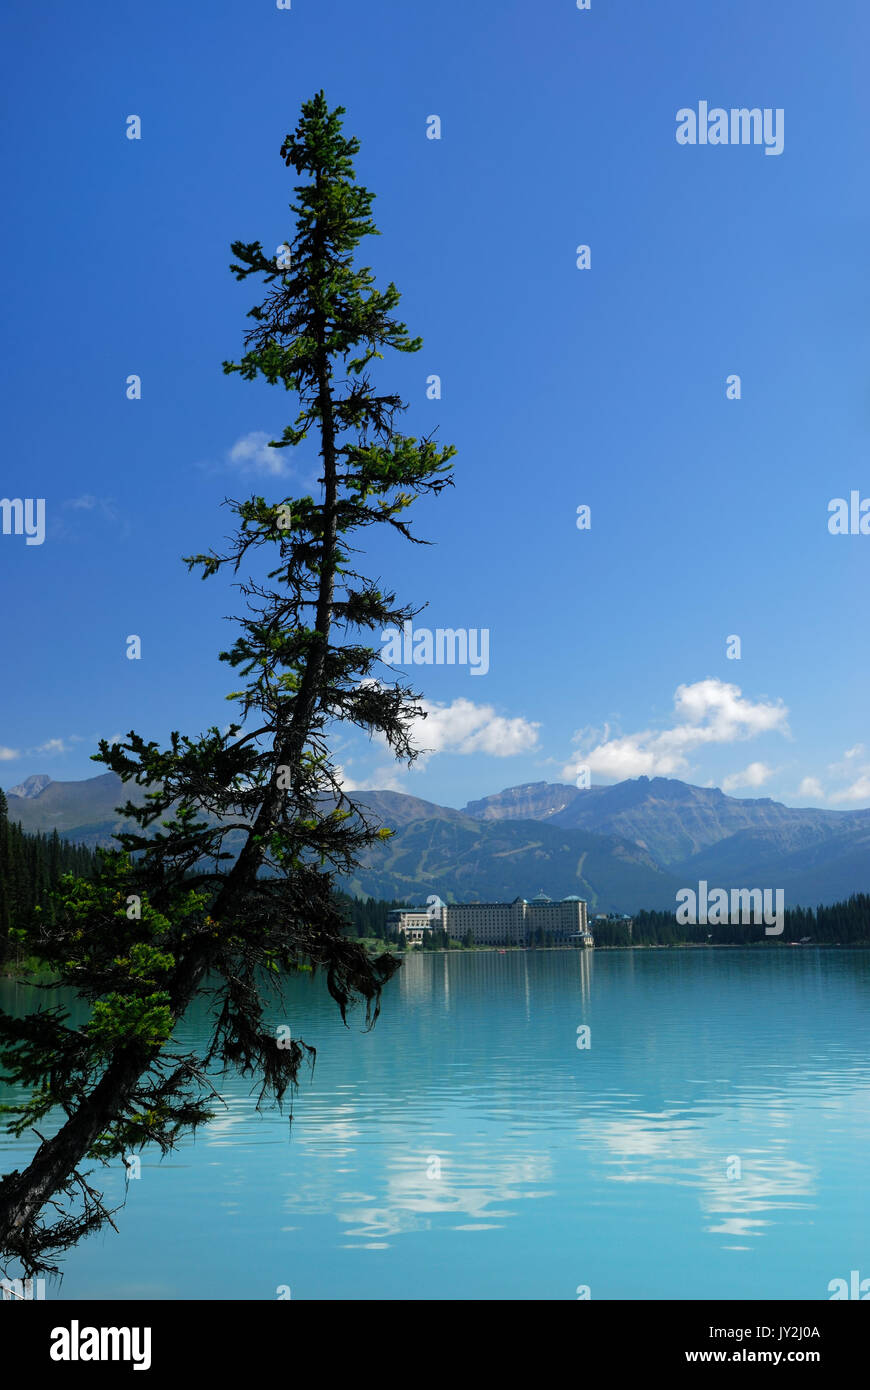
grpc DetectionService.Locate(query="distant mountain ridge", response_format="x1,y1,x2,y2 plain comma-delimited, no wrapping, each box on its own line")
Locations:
4,772,149,850
4,772,870,909
462,777,859,868
457,777,870,908
7,774,53,799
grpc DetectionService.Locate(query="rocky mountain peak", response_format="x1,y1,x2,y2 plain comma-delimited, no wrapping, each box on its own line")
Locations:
7,774,52,800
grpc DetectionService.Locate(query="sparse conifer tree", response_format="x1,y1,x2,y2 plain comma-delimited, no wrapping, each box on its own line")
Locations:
0,91,454,1274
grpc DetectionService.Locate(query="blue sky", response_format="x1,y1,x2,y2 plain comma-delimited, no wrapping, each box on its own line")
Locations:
1,0,869,812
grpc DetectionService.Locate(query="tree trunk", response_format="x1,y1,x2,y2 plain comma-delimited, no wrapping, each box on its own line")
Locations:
0,213,342,1270
0,1040,155,1260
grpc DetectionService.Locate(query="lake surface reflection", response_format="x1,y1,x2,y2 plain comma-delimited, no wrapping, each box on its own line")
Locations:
1,948,868,1300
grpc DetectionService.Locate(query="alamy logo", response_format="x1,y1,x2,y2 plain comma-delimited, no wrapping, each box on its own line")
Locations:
676,881,784,936
381,620,489,675
0,497,45,546
49,1321,151,1371
828,1270,870,1299
827,492,870,534
676,103,784,156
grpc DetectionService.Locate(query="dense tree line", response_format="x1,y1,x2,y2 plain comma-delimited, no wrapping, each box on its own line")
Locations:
0,790,97,967
594,898,870,947
336,894,406,940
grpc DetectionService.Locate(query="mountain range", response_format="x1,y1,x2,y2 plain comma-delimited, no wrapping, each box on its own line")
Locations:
5,772,870,912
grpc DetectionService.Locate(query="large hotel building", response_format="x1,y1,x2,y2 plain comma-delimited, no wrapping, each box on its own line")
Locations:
387,892,593,947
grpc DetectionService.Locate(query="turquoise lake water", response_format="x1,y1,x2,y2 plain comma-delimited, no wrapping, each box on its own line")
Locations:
1,948,868,1300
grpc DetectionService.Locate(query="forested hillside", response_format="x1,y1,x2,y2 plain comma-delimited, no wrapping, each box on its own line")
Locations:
3,785,869,968
0,788,97,966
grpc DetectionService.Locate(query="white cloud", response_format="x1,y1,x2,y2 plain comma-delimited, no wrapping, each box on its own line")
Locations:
0,734,104,766
63,495,119,523
227,431,288,477
341,695,539,784
827,748,868,780
722,761,774,792
408,698,540,763
562,679,789,783
335,761,408,794
335,763,361,792
364,767,408,793
35,738,69,755
828,774,870,805
797,776,825,801
820,744,870,805
51,496,125,541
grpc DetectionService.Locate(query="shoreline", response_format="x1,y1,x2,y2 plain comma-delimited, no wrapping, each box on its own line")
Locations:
373,940,869,957
5,939,867,984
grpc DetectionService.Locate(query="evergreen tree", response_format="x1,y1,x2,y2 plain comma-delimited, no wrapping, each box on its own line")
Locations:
0,91,454,1276
0,791,10,949
0,792,98,967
